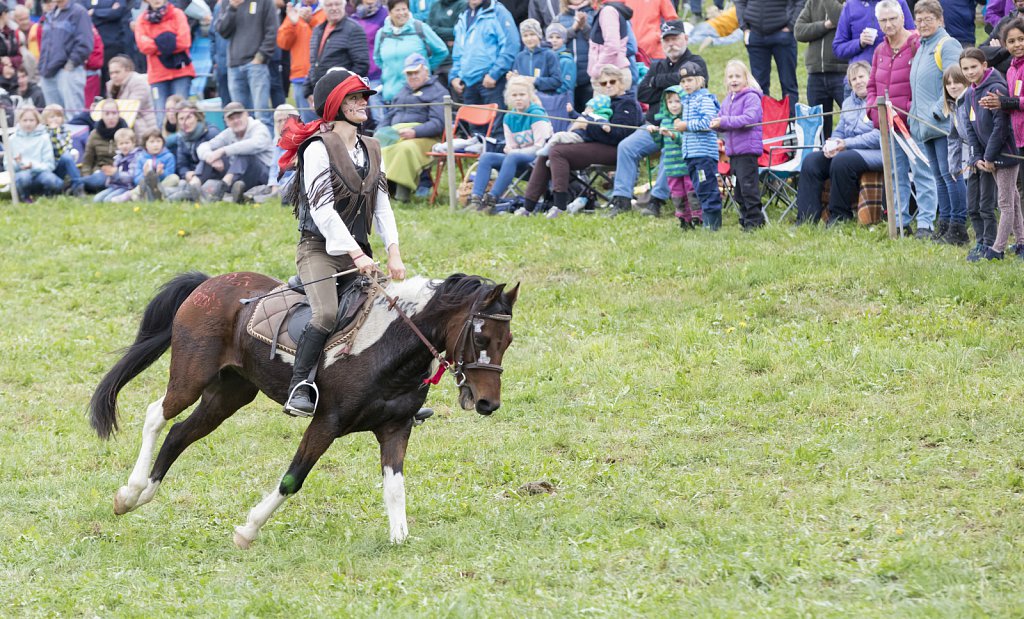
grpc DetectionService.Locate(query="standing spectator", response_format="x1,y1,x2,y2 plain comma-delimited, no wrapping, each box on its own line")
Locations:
940,0,978,46
621,0,677,59
587,0,636,84
0,5,24,73
986,0,1024,43
38,0,93,113
106,54,158,139
499,0,529,21
795,0,847,137
210,0,232,103
352,0,388,83
277,0,325,121
866,0,934,237
306,0,370,114
648,86,700,226
543,21,577,129
135,0,195,126
450,0,519,131
216,0,279,130
711,59,765,230
374,0,447,107
556,0,596,110
529,0,560,30
735,0,803,113
611,20,707,216
509,19,561,94
979,16,1024,200
427,0,465,86
88,0,132,94
83,25,104,105
833,0,913,64
909,0,963,241
986,0,1013,32
675,61,723,229
410,0,434,21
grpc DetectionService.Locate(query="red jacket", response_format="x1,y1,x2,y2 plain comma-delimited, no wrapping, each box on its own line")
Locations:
866,31,920,126
134,4,196,85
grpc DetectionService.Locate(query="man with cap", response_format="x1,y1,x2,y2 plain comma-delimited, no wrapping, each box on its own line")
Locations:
276,68,405,417
607,19,708,217
379,53,448,200
188,101,275,203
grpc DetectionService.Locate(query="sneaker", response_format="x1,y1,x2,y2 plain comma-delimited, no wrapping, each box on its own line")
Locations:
566,196,588,214
479,193,497,213
1015,244,1024,260
466,195,482,211
605,196,632,217
639,200,662,217
982,246,1005,260
966,243,984,262
414,184,431,198
200,180,227,203
230,180,247,204
914,227,933,240
545,207,564,219
513,206,531,216
69,184,85,198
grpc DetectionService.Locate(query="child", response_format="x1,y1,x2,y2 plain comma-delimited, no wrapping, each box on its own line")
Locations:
95,128,142,203
132,130,178,201
962,47,1021,261
711,59,764,231
942,65,973,247
979,17,1024,231
162,94,186,153
8,106,62,201
16,66,45,109
508,19,562,96
41,104,84,197
676,62,723,230
536,94,612,156
545,23,577,97
648,86,700,227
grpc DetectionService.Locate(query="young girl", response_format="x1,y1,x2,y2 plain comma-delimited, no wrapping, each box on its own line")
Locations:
41,104,84,196
467,77,552,214
979,17,1024,231
649,86,700,228
132,131,178,200
942,65,974,248
95,129,142,203
676,62,723,230
8,107,62,201
711,59,764,231
962,47,1022,261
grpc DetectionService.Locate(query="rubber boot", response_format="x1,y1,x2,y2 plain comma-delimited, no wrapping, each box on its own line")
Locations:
284,324,331,417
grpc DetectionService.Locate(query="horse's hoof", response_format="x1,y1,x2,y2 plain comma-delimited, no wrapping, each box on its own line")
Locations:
113,487,134,515
233,526,255,550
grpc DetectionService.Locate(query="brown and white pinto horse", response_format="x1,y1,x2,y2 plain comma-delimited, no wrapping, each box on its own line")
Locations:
89,271,517,548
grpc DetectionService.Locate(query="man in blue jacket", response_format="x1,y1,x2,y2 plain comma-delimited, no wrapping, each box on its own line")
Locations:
39,0,94,113
84,0,132,95
450,0,519,134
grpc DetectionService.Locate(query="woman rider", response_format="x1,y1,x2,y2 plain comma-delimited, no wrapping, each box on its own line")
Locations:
278,68,407,416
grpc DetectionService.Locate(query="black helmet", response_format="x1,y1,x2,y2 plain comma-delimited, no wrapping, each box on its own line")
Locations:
312,68,377,120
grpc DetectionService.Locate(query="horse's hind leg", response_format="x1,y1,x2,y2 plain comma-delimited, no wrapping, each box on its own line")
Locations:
113,396,172,515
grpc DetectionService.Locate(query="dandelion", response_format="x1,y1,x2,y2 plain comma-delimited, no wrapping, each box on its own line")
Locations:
177,229,187,237
133,206,140,213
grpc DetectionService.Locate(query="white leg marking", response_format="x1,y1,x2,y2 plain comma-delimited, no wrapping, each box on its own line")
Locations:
234,487,289,549
114,397,167,515
383,466,408,543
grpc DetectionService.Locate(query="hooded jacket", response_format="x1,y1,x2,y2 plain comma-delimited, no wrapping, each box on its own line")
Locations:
966,68,1020,167
588,2,632,78
735,0,806,35
718,87,763,157
37,1,93,78
133,148,178,185
512,44,562,94
794,0,847,74
135,4,196,85
636,49,709,124
374,18,449,102
866,30,920,126
175,122,220,176
307,17,371,98
451,0,519,86
834,92,883,168
652,85,687,177
909,27,962,143
679,87,721,160
10,125,56,173
556,6,596,91
832,0,914,64
381,75,448,137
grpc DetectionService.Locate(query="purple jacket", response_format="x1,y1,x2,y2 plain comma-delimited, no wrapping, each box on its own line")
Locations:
832,0,914,64
718,87,763,156
986,0,1013,29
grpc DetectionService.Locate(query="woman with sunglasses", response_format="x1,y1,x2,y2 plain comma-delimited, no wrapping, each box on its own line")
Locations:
519,64,643,216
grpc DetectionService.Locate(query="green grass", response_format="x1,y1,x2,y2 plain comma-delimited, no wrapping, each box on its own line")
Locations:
2,197,1024,616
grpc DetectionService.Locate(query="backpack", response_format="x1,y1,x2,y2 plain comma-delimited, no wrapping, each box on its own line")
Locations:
378,20,432,60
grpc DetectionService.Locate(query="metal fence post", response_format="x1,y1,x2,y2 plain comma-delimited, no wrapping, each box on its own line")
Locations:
443,96,457,212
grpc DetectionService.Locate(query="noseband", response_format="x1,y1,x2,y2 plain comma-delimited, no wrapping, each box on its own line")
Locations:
449,309,511,387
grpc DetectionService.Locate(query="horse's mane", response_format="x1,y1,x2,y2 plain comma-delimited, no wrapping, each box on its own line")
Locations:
421,274,499,317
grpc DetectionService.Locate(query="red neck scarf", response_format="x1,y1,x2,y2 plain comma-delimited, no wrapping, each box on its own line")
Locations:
277,75,368,172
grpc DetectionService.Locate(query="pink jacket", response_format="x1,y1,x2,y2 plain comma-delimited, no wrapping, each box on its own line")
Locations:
1007,55,1024,148
866,31,920,127
587,3,630,79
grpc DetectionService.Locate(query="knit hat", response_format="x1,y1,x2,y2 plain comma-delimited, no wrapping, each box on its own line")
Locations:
545,22,567,40
519,19,543,40
585,94,612,120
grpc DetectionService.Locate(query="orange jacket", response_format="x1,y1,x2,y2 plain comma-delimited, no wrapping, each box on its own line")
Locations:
134,4,196,85
276,10,326,82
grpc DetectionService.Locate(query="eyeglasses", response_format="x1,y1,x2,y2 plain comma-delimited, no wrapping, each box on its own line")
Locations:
915,15,938,24
598,79,619,86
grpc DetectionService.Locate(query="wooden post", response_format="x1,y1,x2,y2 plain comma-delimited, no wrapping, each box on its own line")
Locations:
0,110,19,205
443,96,457,212
877,94,897,239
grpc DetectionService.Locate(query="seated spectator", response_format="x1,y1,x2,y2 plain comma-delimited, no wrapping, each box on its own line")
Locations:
135,0,195,126
467,76,552,212
277,0,326,123
795,61,883,225
509,19,561,94
380,53,447,200
16,65,45,108
93,127,141,202
165,101,220,200
520,64,642,216
132,130,178,200
374,0,448,109
9,106,62,201
161,94,186,153
240,103,300,203
189,101,274,203
106,55,158,139
41,104,84,196
81,99,130,193
352,0,389,84
690,6,743,50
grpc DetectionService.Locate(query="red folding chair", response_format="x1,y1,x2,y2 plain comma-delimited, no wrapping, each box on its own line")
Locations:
426,103,499,205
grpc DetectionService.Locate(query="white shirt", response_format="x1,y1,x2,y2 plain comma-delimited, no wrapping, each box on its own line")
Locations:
302,139,399,256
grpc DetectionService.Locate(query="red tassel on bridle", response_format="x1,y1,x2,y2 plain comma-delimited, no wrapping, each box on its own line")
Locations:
277,75,372,172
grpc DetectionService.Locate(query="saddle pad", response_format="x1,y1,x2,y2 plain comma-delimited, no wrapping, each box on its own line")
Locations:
245,284,379,360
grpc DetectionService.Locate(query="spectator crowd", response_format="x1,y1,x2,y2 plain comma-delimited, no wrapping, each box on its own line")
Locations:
0,0,1022,258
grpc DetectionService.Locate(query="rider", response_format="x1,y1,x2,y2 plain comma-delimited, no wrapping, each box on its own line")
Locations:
278,68,407,417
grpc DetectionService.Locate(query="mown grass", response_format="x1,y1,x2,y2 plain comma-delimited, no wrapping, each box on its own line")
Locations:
2,196,1024,616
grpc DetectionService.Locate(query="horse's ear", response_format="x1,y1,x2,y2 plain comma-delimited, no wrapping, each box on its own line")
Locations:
504,282,520,308
482,283,506,307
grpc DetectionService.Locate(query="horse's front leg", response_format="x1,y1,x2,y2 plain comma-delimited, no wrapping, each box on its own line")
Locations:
233,414,338,549
375,420,414,544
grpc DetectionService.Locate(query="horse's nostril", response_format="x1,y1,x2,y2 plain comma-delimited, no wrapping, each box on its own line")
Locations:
476,399,499,415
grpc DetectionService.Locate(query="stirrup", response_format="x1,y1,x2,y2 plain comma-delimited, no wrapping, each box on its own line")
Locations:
413,408,434,426
283,381,319,418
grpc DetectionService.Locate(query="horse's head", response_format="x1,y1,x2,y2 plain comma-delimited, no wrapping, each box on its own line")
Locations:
451,282,519,415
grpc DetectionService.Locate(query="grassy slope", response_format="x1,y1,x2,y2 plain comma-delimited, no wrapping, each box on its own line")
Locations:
2,198,1024,617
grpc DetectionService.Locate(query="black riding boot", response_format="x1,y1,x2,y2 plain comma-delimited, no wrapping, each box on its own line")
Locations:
284,324,331,417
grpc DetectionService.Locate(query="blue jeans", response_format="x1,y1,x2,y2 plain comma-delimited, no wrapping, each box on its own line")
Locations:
688,0,724,18
228,63,273,130
473,151,535,198
746,30,799,115
612,128,669,202
153,76,193,127
687,156,722,213
94,186,130,202
294,79,317,122
40,65,85,114
55,153,83,190
15,169,63,199
82,170,109,193
806,72,846,139
892,138,938,230
689,23,743,47
922,137,965,224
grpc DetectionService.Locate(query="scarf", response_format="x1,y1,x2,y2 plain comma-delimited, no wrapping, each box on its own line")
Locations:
182,120,209,144
146,4,167,23
277,74,369,171
96,118,127,141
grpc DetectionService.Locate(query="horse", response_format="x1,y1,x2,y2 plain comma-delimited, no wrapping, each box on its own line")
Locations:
88,271,518,548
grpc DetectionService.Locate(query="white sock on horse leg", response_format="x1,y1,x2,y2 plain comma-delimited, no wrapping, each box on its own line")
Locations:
234,487,289,548
383,466,408,543
115,396,167,512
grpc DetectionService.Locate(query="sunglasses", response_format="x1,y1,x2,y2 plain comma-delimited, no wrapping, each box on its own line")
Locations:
598,79,619,86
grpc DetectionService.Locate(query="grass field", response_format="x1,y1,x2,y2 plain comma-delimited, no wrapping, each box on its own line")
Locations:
3,196,1024,616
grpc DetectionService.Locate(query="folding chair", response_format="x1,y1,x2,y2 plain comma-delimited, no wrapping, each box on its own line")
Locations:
760,102,824,222
426,103,499,205
568,164,615,211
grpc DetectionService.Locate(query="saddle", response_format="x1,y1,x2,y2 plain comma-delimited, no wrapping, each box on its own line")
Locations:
245,275,381,361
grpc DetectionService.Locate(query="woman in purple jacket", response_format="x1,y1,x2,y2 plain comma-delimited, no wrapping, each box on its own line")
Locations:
711,59,764,230
833,0,914,64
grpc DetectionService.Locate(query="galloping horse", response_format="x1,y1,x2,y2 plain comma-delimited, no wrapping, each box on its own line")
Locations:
89,271,518,548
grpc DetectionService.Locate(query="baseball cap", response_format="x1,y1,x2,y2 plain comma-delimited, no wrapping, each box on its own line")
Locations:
678,61,703,78
223,101,246,118
403,53,428,72
661,20,687,38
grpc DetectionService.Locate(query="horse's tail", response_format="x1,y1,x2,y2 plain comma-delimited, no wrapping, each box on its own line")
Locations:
89,271,210,440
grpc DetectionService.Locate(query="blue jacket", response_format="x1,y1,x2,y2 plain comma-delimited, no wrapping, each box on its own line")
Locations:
374,18,449,102
410,0,434,22
82,0,131,52
909,28,963,143
832,0,914,64
552,45,576,94
940,0,977,44
176,123,219,177
38,2,94,78
966,68,1020,167
450,0,519,87
133,148,178,185
680,88,720,160
10,126,56,173
556,6,595,93
834,93,883,169
381,75,448,138
512,45,562,94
